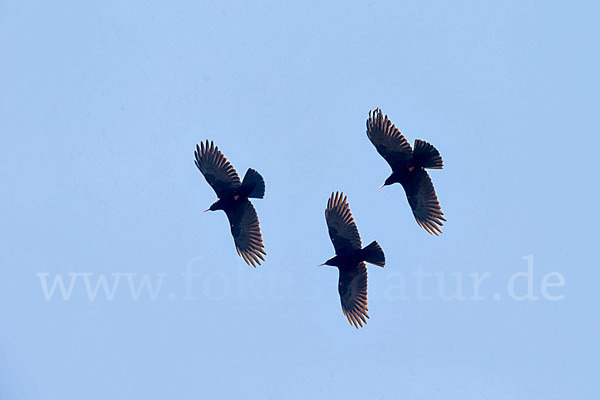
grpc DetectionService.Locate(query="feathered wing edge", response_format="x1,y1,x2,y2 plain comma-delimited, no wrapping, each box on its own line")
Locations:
226,199,266,267
325,192,362,253
406,171,446,235
339,263,370,329
194,140,241,196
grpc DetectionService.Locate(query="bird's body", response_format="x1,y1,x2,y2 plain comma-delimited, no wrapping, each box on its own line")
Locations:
367,108,446,235
207,185,253,212
195,140,266,267
384,160,417,185
324,247,381,269
322,192,385,328
207,194,242,212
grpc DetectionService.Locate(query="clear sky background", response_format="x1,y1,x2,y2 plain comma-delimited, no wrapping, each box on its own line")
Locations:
1,1,598,399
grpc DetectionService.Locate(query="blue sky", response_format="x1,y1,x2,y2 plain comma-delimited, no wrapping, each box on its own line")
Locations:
1,1,598,399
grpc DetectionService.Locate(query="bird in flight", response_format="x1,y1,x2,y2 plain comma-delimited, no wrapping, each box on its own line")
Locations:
322,192,385,328
366,108,445,235
194,140,266,267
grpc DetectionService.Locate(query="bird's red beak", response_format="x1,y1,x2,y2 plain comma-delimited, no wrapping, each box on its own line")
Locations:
202,208,210,213
378,183,385,190
318,263,326,266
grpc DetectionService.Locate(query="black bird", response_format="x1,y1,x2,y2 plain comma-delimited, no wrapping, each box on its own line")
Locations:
194,140,266,267
367,108,445,235
322,192,385,328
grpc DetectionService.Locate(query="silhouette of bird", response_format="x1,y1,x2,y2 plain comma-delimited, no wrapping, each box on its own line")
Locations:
194,140,266,267
366,108,445,235
321,192,385,328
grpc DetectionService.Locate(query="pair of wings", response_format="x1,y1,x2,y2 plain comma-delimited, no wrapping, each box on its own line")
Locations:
366,108,445,235
194,140,266,267
325,192,370,328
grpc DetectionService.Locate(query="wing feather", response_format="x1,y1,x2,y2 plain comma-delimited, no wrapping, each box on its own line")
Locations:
338,263,369,328
325,192,362,254
366,108,413,168
225,199,266,267
194,140,241,197
403,170,445,235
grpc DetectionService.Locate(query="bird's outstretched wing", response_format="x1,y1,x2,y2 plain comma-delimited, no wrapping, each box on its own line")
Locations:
338,263,369,328
225,199,266,267
402,170,445,235
366,108,413,168
325,192,362,254
195,140,241,197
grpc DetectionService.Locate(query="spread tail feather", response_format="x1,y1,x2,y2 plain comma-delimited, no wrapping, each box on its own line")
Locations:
413,139,443,169
362,241,385,267
241,168,265,199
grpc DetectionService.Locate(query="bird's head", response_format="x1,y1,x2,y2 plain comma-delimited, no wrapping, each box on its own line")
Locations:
319,256,337,267
378,176,394,189
203,199,222,213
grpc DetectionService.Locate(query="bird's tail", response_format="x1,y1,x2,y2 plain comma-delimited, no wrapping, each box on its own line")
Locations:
413,139,443,169
362,241,385,267
241,168,265,199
